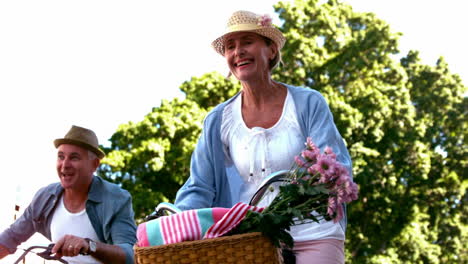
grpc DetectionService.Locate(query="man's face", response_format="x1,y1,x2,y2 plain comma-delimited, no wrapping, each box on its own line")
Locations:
56,144,98,191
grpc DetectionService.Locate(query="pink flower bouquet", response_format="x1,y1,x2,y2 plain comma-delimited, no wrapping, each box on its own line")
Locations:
229,137,359,248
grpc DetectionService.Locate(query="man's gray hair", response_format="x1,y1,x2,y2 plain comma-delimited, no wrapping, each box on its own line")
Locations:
87,150,98,161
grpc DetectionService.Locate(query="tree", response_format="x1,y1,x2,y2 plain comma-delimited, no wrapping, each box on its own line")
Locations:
97,73,239,220
98,0,467,262
97,98,205,220
398,53,467,263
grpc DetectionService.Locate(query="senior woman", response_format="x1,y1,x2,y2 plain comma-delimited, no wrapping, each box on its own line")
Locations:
175,10,352,264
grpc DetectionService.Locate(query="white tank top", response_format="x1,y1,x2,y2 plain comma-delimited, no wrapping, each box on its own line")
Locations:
221,89,345,241
50,195,102,264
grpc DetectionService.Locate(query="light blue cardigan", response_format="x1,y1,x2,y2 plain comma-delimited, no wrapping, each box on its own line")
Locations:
175,84,352,230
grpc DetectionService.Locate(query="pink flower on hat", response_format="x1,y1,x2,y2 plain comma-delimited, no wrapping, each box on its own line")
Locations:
257,14,272,27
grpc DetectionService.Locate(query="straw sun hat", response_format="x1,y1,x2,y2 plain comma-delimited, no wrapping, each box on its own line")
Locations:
211,10,286,56
54,125,105,159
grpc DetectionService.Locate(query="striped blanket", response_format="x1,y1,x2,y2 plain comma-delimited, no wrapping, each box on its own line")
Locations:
137,203,264,247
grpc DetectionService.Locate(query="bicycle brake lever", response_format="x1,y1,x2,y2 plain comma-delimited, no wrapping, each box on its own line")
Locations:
36,243,68,263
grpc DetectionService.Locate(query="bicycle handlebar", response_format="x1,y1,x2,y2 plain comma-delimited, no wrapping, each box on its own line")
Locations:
249,170,291,206
14,243,68,264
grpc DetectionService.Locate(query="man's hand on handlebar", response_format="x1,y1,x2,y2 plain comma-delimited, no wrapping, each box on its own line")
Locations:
51,234,90,258
0,244,10,259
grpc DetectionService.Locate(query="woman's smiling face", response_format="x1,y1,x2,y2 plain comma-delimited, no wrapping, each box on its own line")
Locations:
223,32,276,82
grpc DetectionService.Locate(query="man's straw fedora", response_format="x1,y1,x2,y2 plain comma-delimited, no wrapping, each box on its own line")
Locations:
211,10,286,56
54,125,105,159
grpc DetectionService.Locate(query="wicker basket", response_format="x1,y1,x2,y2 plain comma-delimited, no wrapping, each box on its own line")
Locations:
134,232,283,264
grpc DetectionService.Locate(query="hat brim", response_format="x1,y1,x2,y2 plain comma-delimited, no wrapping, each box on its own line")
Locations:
54,138,105,159
211,26,285,56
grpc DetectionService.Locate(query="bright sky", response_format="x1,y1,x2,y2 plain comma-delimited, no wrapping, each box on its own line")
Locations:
0,0,466,261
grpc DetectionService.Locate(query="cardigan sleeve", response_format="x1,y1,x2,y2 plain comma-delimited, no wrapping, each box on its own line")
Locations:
174,112,218,210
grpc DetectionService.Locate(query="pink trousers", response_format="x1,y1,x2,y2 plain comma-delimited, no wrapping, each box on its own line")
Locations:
293,239,344,264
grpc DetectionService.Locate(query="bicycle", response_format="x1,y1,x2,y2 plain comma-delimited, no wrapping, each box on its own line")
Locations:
13,243,68,264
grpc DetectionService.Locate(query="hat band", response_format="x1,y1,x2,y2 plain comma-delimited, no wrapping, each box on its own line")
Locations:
227,23,265,33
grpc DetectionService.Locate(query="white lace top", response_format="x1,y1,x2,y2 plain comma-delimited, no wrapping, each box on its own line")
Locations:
221,89,345,242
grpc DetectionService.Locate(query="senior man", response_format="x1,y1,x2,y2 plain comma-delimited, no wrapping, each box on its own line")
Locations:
0,125,137,264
